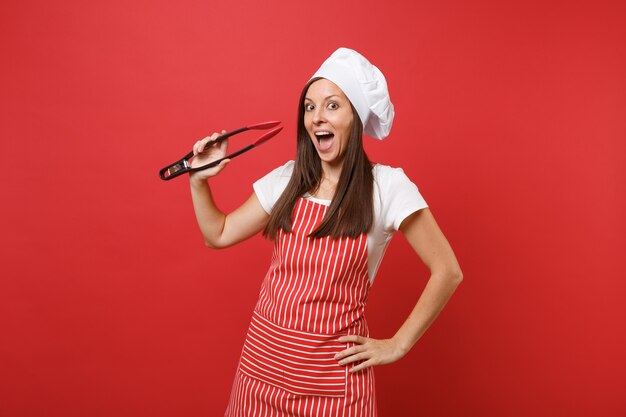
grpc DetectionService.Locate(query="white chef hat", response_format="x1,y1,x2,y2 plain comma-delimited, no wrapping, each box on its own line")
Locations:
310,47,394,140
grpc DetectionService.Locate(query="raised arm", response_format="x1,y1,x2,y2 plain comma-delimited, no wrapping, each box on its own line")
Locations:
335,208,463,372
189,132,270,249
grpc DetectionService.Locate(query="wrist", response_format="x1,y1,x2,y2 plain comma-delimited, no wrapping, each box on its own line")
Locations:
189,173,209,188
391,335,413,356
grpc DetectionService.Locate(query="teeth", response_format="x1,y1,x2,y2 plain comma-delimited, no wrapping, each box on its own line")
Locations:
315,131,333,137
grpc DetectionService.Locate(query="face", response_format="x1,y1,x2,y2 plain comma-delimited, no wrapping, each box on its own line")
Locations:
303,79,354,169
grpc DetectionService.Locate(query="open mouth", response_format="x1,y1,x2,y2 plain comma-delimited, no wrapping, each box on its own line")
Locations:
314,131,335,151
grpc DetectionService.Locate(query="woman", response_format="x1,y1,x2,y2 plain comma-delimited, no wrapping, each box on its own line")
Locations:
189,48,462,416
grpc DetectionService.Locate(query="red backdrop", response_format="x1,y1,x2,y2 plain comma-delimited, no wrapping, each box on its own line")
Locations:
1,1,624,416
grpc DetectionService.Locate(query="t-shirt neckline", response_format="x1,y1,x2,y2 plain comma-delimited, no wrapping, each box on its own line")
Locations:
302,164,380,207
303,193,331,206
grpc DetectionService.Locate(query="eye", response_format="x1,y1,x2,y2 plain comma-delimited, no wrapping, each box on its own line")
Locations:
327,101,339,110
304,103,315,112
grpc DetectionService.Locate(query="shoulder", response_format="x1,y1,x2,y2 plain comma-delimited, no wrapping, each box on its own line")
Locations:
256,160,294,184
373,163,410,177
372,163,417,188
372,163,428,230
275,160,295,177
253,160,295,214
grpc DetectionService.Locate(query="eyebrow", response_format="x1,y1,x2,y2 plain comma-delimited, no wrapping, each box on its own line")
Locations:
304,95,342,101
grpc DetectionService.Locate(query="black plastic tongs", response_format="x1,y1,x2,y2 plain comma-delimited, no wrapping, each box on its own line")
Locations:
159,121,282,181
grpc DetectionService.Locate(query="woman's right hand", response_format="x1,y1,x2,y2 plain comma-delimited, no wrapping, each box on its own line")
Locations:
189,130,231,182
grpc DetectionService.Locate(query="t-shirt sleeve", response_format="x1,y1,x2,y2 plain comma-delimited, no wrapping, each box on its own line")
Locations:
252,161,294,214
379,167,428,231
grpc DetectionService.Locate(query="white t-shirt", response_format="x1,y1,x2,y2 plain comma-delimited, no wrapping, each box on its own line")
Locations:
253,161,428,283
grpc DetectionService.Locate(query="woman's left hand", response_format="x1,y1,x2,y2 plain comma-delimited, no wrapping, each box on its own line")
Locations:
335,335,408,373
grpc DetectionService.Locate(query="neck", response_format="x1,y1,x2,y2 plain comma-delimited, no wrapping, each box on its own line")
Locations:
320,161,343,184
309,162,342,200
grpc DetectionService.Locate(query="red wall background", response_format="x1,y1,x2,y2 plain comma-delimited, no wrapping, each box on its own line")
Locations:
1,1,624,416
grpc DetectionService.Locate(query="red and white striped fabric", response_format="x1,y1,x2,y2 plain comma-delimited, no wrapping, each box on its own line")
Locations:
225,198,377,416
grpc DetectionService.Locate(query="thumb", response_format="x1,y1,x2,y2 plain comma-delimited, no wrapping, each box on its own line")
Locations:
217,159,231,171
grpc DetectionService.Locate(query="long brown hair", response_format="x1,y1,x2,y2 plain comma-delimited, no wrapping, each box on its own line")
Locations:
263,78,374,240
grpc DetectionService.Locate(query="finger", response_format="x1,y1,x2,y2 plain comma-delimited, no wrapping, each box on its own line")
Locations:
200,159,231,179
338,352,370,366
198,137,210,154
334,345,365,360
219,137,229,152
208,131,220,142
214,130,227,146
213,159,230,173
208,132,229,151
200,132,220,152
349,358,376,373
338,335,367,344
193,140,205,156
213,160,231,177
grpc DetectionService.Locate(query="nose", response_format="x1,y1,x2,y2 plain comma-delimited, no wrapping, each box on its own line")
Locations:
312,107,326,124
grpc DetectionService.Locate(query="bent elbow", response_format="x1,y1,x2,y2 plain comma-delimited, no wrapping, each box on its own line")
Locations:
204,239,224,249
204,237,233,249
451,268,463,285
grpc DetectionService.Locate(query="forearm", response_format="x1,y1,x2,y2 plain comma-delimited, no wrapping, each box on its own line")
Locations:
335,270,462,372
189,175,226,248
392,270,463,354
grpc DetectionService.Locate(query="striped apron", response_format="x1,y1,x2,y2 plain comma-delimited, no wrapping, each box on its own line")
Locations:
225,197,377,417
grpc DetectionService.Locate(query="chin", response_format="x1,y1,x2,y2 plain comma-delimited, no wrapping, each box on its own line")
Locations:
320,154,344,166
